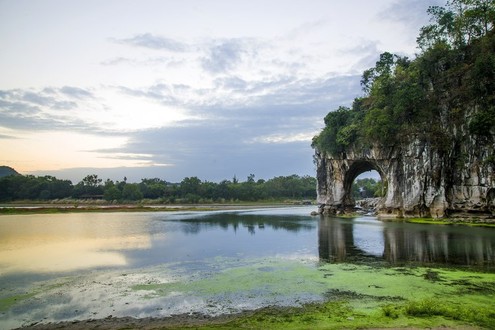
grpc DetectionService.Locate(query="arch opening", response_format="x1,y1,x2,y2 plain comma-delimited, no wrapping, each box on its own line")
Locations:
342,161,386,209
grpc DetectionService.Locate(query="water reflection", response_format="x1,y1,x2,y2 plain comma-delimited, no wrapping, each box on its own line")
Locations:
318,217,495,267
0,213,152,275
2,210,494,277
174,213,316,235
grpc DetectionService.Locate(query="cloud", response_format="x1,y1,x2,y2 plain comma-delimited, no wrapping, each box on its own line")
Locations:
379,0,444,34
0,87,102,132
87,72,361,182
100,57,131,66
100,56,182,67
201,39,256,73
92,124,316,182
248,131,318,144
0,133,17,139
114,33,188,52
60,86,93,99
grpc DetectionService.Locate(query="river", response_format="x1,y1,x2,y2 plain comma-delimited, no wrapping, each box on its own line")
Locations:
1,206,495,328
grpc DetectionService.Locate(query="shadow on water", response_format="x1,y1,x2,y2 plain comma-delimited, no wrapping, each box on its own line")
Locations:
318,216,495,269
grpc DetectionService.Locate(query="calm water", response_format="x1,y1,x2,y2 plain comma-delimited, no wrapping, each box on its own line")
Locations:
1,207,495,328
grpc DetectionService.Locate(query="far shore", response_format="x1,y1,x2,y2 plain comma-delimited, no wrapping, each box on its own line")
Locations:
2,203,494,228
0,201,313,215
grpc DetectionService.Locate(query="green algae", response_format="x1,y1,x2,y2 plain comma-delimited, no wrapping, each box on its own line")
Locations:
0,280,69,312
132,258,495,329
0,292,36,312
406,217,495,227
133,259,328,299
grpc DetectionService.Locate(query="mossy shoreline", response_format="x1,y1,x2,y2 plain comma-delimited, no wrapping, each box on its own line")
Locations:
17,299,489,329
19,288,494,330
330,211,495,228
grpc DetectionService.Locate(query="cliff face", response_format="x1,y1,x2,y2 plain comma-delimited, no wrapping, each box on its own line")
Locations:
315,123,495,218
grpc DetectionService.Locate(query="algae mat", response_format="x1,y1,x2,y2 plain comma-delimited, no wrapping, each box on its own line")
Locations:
2,256,495,329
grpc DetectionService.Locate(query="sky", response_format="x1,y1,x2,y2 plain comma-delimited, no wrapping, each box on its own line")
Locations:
0,0,442,183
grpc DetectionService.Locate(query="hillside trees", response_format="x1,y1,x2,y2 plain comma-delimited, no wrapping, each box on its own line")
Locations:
417,0,495,50
313,0,495,157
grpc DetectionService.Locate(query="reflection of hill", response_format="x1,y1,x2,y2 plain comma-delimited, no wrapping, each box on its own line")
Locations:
177,213,316,235
318,217,495,268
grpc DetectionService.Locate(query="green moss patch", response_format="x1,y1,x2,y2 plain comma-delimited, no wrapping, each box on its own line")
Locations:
0,292,36,312
407,218,495,227
131,258,495,328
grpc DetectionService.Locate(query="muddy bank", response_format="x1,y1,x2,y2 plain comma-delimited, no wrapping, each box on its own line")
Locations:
18,302,484,330
18,312,240,330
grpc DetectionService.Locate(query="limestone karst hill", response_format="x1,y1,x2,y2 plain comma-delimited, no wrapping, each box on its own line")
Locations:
312,1,495,219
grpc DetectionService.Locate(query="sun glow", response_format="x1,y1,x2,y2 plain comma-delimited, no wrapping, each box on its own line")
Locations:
0,131,145,172
92,89,192,131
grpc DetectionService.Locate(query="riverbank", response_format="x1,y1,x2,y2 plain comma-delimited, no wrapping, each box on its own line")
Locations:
0,202,306,215
17,300,486,329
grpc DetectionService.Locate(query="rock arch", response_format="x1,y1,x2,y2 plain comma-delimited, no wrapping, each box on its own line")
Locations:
341,160,384,207
315,138,495,219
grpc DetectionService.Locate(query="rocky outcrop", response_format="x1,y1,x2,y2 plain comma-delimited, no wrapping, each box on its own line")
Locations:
315,131,495,219
355,197,381,214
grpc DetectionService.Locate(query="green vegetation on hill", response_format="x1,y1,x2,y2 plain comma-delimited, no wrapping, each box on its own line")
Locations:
312,0,495,156
0,172,316,203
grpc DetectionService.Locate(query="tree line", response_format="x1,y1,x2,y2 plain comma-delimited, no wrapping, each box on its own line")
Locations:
351,178,385,199
312,0,495,157
0,173,317,203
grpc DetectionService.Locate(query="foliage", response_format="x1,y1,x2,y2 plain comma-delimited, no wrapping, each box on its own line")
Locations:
417,0,495,50
0,175,72,201
313,0,495,156
72,174,104,198
351,178,384,199
0,172,316,203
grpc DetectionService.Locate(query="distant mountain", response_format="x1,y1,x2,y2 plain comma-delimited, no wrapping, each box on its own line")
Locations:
0,166,20,178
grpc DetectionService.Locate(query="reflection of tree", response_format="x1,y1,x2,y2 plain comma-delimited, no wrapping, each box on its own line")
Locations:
319,217,352,262
177,213,316,235
318,217,495,268
318,217,371,262
383,226,495,266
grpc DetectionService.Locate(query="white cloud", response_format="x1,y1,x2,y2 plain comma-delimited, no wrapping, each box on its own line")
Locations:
0,0,439,179
114,33,189,52
249,132,318,144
